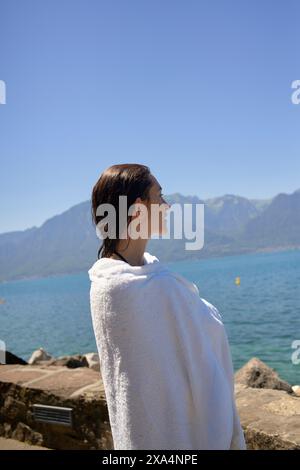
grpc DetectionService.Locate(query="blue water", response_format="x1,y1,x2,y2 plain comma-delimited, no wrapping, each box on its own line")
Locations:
0,249,299,385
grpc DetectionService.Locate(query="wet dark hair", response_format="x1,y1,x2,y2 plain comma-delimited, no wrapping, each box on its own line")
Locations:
91,163,153,259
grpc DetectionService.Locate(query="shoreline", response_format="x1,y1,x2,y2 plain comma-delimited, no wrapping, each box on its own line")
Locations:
1,245,299,284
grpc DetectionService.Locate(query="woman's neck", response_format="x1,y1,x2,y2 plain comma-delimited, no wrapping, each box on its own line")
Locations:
113,239,148,266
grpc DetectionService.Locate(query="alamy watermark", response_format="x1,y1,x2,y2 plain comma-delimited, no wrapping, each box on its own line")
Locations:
95,197,204,251
291,340,300,365
291,80,300,105
0,80,6,104
0,340,6,364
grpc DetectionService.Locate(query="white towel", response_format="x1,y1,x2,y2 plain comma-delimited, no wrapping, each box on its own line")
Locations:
88,251,246,450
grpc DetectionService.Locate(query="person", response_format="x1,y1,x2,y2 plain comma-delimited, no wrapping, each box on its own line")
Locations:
88,163,246,450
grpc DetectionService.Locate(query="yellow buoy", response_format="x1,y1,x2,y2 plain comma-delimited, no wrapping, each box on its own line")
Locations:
235,276,240,286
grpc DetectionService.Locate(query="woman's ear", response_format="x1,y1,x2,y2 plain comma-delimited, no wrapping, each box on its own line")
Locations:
133,197,143,217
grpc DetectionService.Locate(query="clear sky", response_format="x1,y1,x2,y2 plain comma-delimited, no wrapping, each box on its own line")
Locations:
0,0,299,233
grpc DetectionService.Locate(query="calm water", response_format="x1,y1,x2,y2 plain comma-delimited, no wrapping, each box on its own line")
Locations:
0,249,299,385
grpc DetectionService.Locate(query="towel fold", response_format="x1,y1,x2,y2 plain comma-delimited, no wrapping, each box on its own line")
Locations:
88,251,246,450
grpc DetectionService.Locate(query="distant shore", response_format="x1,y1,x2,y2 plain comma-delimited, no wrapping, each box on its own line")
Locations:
0,245,299,284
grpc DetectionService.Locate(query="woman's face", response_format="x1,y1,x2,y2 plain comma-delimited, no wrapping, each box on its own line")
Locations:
120,175,170,241
143,175,171,237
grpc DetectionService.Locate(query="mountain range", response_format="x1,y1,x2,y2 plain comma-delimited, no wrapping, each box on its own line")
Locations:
0,189,299,282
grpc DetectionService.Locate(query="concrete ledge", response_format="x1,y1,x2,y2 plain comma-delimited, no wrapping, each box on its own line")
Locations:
0,436,51,450
0,364,106,400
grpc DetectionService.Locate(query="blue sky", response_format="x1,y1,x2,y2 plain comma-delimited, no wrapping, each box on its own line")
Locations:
0,0,299,233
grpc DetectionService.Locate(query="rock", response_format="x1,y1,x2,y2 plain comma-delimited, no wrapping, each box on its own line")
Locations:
11,422,43,446
3,423,12,438
235,357,293,393
26,349,97,369
235,384,300,449
84,353,100,371
28,348,53,365
3,351,27,365
292,385,300,397
48,354,88,368
2,396,27,421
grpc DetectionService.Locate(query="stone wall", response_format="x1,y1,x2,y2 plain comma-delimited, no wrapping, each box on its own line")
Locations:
0,365,113,450
1,356,300,450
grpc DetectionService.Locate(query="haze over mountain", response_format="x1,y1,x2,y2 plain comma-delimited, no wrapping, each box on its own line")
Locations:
0,189,299,282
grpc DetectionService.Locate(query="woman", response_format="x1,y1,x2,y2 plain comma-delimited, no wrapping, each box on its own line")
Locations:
88,163,246,450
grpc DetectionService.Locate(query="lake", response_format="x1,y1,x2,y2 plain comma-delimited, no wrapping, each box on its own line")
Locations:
0,249,299,385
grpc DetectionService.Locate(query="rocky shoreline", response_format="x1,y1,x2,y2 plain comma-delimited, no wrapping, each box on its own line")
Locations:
1,349,300,450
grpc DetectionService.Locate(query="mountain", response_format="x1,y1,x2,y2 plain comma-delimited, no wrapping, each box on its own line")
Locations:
0,202,98,281
238,190,300,248
203,194,261,236
0,189,299,282
249,198,272,213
